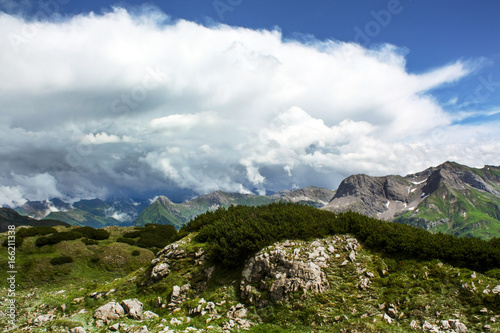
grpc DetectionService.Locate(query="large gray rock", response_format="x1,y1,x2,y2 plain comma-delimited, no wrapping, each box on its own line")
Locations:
94,301,125,322
121,298,144,320
241,244,329,306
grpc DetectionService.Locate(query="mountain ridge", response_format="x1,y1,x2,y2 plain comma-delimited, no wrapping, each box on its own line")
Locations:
323,161,500,239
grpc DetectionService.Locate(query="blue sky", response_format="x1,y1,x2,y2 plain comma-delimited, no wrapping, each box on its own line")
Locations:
0,0,499,205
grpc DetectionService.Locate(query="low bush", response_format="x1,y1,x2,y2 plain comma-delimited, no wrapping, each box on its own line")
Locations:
74,226,110,240
131,249,140,256
123,231,141,238
16,226,58,238
184,202,500,272
82,238,98,245
135,224,178,249
35,231,83,247
50,256,74,265
117,237,136,245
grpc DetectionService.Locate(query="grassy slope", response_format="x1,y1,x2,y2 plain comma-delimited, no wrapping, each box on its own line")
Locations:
2,232,499,332
395,183,500,240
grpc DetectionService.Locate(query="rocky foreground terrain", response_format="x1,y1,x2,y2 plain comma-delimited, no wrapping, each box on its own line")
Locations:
2,229,500,332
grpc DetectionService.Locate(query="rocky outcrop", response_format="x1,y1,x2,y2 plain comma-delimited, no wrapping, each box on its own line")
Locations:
241,236,362,306
241,245,329,306
121,298,144,320
93,302,125,323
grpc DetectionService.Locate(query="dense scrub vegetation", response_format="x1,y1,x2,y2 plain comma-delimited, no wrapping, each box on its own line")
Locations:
50,255,74,265
183,202,500,272
35,226,110,247
16,226,58,238
120,224,179,253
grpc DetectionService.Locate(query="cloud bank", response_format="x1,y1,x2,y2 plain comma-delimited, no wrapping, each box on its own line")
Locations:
0,7,499,204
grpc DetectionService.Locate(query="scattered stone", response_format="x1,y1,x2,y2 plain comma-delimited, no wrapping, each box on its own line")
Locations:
121,298,144,320
341,260,349,266
410,320,418,329
69,327,86,333
130,326,149,333
94,302,125,323
349,250,356,262
383,313,392,324
480,308,488,313
144,310,159,320
492,285,500,294
471,271,476,279
441,320,450,330
109,324,120,331
151,263,170,281
358,278,370,290
34,314,55,326
387,307,397,318
60,304,67,312
170,317,182,325
484,324,491,331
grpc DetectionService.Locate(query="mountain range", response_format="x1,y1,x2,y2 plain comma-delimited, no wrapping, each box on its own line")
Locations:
324,161,500,239
4,161,500,239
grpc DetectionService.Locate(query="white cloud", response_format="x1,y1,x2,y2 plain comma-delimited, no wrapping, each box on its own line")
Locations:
0,173,64,206
81,132,122,144
0,7,498,203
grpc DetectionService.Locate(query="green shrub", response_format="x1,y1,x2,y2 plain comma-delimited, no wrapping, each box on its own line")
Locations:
123,231,141,238
74,226,110,240
184,202,500,272
117,237,135,245
90,256,100,263
50,256,73,265
82,238,98,245
35,231,83,247
135,224,178,250
485,268,500,279
2,236,23,248
131,249,140,256
16,226,58,238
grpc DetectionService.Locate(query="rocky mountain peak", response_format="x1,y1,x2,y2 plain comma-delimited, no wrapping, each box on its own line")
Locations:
324,161,500,239
155,196,174,206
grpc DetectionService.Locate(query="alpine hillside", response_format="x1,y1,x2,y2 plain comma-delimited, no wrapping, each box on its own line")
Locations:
323,161,500,239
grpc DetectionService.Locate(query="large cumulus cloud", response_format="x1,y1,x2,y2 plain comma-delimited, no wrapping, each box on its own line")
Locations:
0,7,498,205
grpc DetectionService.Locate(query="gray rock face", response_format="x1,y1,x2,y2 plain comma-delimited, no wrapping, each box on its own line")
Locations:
121,298,144,320
93,302,125,322
322,162,500,232
241,241,329,306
